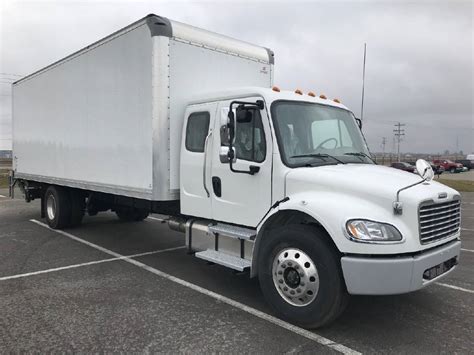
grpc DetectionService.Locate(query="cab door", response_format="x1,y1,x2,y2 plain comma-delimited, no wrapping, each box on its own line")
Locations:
180,103,218,218
209,98,272,227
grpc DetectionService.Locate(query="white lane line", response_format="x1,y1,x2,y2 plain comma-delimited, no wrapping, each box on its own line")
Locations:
435,282,474,294
461,228,474,232
0,246,186,281
461,248,474,253
0,194,6,198
30,219,360,355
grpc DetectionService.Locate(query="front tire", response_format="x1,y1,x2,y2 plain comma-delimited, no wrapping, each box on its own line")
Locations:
258,224,348,328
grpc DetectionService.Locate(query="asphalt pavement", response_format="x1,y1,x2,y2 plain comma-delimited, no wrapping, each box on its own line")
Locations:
1,188,473,354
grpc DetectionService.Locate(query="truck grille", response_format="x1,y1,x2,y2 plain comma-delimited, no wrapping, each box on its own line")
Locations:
419,199,461,244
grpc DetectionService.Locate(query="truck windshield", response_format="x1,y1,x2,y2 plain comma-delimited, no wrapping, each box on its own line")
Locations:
271,101,372,167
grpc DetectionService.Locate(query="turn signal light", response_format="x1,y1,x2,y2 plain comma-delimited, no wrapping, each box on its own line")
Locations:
319,94,327,99
272,86,281,92
333,98,341,103
295,89,303,95
308,92,316,97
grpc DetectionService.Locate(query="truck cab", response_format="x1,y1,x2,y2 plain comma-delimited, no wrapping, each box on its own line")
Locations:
179,87,461,327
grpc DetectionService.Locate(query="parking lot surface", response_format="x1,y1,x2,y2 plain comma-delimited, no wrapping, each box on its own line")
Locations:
1,188,473,353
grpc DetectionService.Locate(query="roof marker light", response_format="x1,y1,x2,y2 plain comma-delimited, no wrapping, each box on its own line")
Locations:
272,86,281,92
333,98,341,103
295,89,303,95
319,94,327,99
308,92,316,97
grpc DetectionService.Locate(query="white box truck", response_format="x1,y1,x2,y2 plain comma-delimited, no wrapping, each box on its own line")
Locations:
11,14,462,328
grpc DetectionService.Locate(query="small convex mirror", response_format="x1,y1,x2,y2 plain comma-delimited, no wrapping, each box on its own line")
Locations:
416,159,434,181
236,107,253,123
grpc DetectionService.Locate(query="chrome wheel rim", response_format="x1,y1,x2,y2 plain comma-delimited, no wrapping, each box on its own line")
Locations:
272,248,319,307
46,194,56,220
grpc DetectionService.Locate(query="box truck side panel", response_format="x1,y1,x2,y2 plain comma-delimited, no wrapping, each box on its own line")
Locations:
167,39,273,191
13,24,154,199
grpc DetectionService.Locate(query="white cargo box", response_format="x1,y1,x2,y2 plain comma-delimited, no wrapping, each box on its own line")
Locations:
13,14,273,201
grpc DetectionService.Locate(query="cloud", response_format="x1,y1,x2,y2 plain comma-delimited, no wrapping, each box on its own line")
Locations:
0,0,472,153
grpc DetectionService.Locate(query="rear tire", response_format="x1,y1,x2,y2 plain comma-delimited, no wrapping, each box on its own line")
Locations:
257,224,349,329
44,186,71,229
69,189,85,227
115,207,149,222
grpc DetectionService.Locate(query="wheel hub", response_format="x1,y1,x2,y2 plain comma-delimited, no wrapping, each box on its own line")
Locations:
283,268,300,288
272,248,320,307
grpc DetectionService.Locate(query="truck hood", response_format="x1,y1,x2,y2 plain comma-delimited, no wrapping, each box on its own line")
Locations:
285,164,459,206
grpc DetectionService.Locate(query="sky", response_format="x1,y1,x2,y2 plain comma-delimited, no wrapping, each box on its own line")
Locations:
0,0,472,154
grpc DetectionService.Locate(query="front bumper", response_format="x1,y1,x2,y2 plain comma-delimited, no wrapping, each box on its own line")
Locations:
341,240,461,295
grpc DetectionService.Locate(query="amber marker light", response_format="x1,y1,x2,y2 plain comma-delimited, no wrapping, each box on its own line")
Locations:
319,94,327,99
295,89,303,95
308,92,316,97
272,86,281,92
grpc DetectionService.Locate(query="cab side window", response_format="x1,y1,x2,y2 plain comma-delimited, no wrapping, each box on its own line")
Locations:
234,109,266,163
185,112,210,152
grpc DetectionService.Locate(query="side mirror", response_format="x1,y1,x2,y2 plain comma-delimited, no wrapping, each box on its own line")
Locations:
220,124,231,146
416,159,434,181
236,106,253,123
219,146,236,163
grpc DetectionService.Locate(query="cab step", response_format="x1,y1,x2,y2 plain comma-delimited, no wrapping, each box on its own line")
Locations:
208,223,256,241
195,249,251,271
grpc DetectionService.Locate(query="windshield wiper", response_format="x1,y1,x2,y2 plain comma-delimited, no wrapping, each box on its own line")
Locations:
290,153,346,165
344,152,376,164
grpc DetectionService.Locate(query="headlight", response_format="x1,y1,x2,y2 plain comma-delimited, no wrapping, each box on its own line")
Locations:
346,219,403,242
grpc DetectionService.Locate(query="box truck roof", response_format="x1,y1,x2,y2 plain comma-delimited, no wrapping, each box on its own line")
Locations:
14,14,274,85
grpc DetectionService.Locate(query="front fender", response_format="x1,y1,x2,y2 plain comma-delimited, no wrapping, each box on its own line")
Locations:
251,191,446,276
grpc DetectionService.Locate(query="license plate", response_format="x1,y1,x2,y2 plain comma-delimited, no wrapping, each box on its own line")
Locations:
423,257,457,280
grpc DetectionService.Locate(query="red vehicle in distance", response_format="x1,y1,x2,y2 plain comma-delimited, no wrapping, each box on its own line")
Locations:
432,159,463,173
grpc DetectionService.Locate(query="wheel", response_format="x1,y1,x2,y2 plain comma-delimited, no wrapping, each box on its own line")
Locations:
115,207,149,222
44,186,71,229
450,167,455,173
69,189,85,227
258,224,349,328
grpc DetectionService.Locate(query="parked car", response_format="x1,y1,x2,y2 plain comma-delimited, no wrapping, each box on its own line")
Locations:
432,159,463,173
391,162,416,173
455,159,474,170
407,161,444,175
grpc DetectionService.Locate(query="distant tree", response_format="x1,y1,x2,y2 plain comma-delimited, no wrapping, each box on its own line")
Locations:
444,149,450,156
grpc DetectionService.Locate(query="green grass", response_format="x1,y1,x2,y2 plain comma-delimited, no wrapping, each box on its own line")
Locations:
0,173,8,188
436,179,474,192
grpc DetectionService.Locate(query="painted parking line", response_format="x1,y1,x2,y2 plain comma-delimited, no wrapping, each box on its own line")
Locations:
461,228,474,232
30,219,360,355
0,246,185,281
0,194,6,198
461,248,474,253
435,282,474,294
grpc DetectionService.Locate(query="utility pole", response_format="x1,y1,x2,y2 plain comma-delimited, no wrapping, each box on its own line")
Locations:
393,123,405,162
381,137,386,165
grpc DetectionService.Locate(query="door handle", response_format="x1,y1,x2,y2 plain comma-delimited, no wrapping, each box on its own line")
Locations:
212,176,222,197
203,130,213,197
